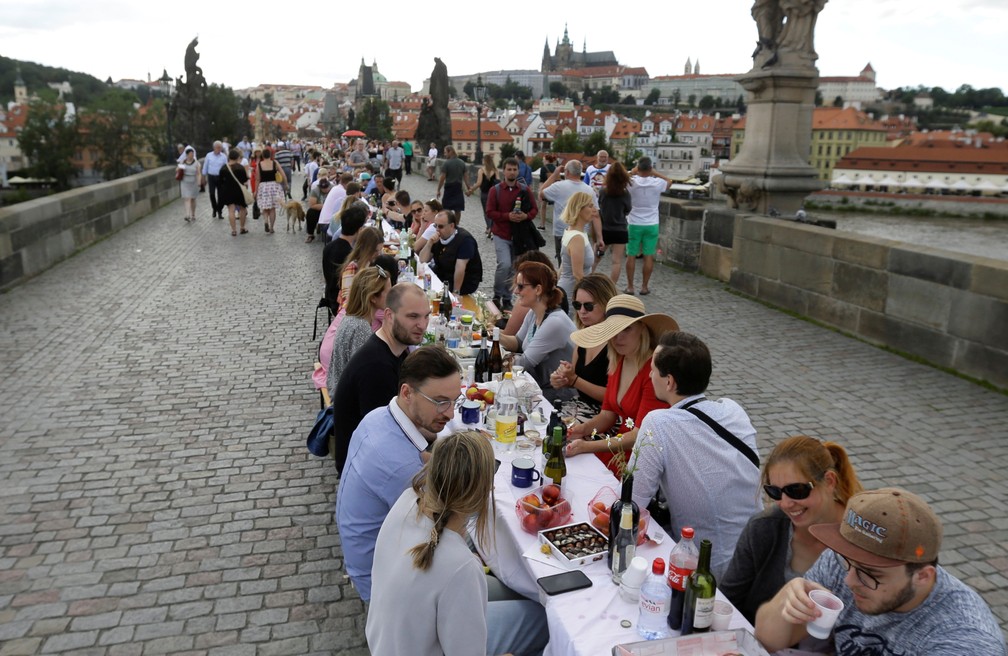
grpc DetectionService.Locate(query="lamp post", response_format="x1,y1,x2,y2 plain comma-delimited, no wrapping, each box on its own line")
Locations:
474,75,487,163
159,69,174,164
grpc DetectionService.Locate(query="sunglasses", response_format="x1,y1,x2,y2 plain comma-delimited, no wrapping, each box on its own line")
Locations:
763,481,815,500
571,301,596,312
514,282,533,291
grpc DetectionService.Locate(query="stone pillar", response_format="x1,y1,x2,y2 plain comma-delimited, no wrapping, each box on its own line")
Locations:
719,0,828,216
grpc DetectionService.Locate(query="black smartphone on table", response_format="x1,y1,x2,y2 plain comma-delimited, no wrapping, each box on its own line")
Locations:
537,570,592,596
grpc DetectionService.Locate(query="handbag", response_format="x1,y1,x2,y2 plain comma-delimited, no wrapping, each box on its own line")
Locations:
175,166,185,181
224,163,254,205
307,405,334,457
275,169,284,184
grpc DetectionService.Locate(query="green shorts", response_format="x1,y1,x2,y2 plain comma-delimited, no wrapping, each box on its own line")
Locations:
627,224,659,257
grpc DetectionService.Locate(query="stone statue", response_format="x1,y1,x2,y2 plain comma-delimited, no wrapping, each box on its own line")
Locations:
414,58,452,151
751,0,827,68
184,37,207,89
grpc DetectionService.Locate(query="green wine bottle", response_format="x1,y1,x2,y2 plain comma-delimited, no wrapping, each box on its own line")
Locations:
543,426,566,487
681,538,715,635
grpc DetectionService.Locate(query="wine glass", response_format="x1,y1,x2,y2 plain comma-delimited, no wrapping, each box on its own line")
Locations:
560,401,578,434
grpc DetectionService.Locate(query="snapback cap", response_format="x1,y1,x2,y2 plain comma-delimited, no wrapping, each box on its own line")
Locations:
809,488,941,568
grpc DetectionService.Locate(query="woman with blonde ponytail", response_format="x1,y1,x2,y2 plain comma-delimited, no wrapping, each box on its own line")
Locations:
367,431,549,656
721,435,863,624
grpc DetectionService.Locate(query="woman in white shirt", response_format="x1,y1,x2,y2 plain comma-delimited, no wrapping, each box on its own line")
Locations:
367,431,548,656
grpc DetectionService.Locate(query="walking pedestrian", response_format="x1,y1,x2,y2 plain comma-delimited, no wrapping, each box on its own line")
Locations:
201,141,228,219
255,148,286,234
177,146,202,222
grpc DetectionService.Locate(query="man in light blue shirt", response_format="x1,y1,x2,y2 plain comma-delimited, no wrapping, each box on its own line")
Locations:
335,346,461,602
201,141,227,219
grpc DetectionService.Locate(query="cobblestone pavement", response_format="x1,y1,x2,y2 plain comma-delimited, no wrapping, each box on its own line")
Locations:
1,170,1006,654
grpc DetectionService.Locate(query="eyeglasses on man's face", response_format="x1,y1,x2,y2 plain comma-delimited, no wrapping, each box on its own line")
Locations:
415,388,459,414
835,552,882,590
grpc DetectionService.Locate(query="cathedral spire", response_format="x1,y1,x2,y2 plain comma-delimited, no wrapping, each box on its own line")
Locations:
562,23,569,44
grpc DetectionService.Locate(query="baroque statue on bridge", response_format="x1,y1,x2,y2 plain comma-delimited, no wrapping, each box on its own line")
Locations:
751,0,827,69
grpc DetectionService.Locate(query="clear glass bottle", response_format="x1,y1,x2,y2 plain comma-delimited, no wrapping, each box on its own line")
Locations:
494,372,518,446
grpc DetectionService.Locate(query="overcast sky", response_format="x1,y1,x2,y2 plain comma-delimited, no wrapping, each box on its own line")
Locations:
1,0,1005,95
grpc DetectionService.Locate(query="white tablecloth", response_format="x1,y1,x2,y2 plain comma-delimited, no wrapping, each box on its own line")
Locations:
473,444,754,656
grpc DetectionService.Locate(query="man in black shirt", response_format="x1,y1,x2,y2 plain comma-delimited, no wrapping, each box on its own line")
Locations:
321,204,368,309
420,210,482,295
331,284,431,474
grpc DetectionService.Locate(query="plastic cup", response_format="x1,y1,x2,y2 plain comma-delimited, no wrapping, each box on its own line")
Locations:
807,589,844,639
711,600,733,631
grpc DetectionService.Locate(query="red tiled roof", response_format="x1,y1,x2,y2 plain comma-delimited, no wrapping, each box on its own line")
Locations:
836,144,1008,175
812,107,886,131
450,119,512,143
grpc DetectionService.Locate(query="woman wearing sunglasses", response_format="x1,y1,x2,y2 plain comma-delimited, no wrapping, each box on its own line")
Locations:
720,435,863,624
549,274,616,415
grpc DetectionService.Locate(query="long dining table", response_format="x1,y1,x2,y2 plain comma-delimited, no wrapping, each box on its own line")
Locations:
463,419,755,656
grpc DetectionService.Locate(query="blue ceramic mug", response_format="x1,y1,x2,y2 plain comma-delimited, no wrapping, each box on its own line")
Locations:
511,456,542,488
461,400,481,425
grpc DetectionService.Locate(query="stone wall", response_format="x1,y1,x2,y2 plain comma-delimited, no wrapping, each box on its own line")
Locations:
728,215,1008,389
0,167,178,291
808,190,1008,218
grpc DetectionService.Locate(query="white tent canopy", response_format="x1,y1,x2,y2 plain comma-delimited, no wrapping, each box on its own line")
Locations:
925,178,948,190
950,179,973,191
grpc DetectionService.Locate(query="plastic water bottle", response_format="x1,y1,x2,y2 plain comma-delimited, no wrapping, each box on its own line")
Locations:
638,558,671,640
446,314,461,349
494,373,518,446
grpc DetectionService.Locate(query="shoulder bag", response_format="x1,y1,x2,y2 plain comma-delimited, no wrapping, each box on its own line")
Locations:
225,164,254,206
680,398,760,468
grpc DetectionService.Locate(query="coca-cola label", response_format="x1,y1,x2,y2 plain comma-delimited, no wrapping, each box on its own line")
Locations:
667,564,693,592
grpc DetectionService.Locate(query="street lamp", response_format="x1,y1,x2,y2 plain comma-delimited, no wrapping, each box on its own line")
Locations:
474,75,487,163
159,69,174,164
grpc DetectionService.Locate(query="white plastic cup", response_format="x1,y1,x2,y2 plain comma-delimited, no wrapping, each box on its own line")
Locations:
619,557,649,603
807,589,844,639
711,600,733,631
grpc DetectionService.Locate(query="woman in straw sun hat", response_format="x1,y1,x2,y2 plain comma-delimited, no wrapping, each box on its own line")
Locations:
565,294,679,475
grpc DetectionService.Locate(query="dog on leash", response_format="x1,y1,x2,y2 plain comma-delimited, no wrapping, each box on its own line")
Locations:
284,200,306,232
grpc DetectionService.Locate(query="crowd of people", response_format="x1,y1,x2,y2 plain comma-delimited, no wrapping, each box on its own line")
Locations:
286,141,1005,655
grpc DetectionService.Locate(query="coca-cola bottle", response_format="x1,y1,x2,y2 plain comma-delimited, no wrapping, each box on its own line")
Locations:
666,527,699,631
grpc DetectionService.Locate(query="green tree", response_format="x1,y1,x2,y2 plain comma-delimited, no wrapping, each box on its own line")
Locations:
551,132,582,153
17,97,79,188
86,88,142,180
672,89,682,107
699,95,716,110
687,94,697,108
592,86,620,106
582,130,611,156
833,95,844,107
499,143,517,161
644,88,661,106
203,84,251,145
622,94,637,105
355,98,393,140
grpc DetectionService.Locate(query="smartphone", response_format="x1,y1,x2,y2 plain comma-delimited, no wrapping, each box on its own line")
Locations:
537,570,592,596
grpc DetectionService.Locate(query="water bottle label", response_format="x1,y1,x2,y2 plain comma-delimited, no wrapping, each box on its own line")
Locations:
446,338,460,349
693,597,714,628
639,594,667,616
667,564,693,592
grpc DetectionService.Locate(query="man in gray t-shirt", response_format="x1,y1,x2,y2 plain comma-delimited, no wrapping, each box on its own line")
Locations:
755,488,1007,655
539,159,602,263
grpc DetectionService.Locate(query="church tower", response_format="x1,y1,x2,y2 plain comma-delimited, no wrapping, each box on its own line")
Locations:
694,59,700,75
14,66,28,104
684,58,692,75
542,38,551,72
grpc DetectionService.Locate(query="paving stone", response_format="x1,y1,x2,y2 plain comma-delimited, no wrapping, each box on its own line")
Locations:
1,170,1006,652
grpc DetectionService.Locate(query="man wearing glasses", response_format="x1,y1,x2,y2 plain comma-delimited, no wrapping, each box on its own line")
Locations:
331,284,432,475
336,345,461,602
419,210,482,295
756,488,1006,654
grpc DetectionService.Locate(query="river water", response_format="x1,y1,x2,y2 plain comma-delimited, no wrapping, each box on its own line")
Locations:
809,212,1008,262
